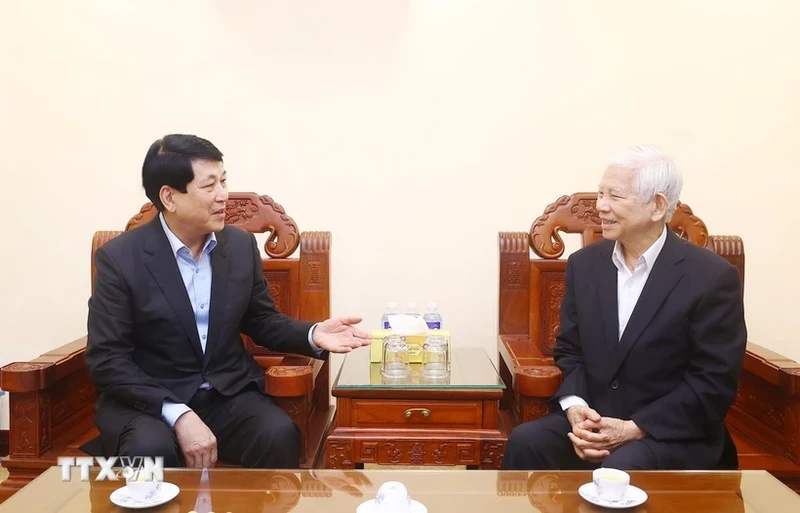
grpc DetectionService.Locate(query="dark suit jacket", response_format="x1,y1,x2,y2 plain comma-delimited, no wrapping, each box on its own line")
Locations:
551,227,747,468
85,217,326,445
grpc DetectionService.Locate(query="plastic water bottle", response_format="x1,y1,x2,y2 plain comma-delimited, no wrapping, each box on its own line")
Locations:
382,301,398,329
423,302,442,329
405,301,421,317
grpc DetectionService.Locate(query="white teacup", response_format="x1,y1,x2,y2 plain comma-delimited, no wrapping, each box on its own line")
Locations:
126,473,162,502
373,481,412,512
592,468,629,502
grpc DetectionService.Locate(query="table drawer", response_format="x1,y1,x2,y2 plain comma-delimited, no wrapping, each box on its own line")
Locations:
350,399,483,428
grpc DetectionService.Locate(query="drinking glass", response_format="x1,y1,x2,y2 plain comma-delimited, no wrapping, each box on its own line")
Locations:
381,334,411,379
420,333,449,379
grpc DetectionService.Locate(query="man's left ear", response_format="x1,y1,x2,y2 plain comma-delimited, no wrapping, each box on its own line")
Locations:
652,193,669,222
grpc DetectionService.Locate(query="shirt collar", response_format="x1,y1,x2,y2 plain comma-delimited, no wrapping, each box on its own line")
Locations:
611,224,667,273
159,212,217,257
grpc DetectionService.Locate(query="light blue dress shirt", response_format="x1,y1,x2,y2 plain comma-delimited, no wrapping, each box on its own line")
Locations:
158,213,320,428
159,213,217,427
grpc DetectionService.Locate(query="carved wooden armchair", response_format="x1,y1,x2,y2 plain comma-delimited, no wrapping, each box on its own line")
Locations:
498,192,800,492
0,192,333,502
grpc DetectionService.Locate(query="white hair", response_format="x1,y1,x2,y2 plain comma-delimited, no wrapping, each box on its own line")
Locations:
607,144,683,221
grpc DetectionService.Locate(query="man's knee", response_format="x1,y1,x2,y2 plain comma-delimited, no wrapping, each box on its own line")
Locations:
118,419,181,467
506,421,541,452
122,437,179,460
603,441,658,470
245,413,301,468
503,419,557,470
256,414,300,448
507,415,566,451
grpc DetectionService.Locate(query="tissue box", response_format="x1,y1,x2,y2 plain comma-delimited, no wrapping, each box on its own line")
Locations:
370,329,451,363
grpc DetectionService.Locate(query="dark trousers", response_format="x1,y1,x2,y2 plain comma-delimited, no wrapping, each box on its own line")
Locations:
501,413,658,471
115,385,301,469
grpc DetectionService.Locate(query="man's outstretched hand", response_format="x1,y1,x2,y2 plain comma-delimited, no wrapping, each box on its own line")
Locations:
312,317,371,353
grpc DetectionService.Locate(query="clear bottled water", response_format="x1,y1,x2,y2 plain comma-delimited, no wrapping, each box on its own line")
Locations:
405,301,421,317
381,301,398,329
422,302,442,329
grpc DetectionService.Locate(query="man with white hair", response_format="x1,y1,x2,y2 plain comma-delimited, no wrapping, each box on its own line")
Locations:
502,145,747,470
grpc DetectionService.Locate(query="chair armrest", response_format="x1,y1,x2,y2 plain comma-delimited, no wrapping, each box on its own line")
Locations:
0,337,88,392
265,364,318,466
265,365,314,398
0,337,96,459
728,341,800,465
498,334,562,423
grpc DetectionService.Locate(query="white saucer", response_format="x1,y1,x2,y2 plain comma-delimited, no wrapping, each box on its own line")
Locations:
110,482,180,509
578,482,647,509
356,498,428,513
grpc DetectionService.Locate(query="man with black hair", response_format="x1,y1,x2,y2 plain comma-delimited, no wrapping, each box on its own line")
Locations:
86,134,371,469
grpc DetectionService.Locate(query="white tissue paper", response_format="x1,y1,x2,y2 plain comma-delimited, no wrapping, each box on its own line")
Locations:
387,315,429,334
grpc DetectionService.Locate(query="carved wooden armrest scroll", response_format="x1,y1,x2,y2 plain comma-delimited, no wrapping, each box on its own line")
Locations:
265,366,315,465
0,361,57,393
265,366,314,398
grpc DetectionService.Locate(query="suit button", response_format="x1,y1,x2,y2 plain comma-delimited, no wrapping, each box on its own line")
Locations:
610,380,619,390
203,371,209,377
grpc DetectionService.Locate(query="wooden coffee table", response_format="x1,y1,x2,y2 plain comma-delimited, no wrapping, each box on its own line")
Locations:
2,466,800,511
323,347,507,469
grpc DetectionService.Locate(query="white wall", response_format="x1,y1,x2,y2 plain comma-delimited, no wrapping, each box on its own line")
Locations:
2,1,799,423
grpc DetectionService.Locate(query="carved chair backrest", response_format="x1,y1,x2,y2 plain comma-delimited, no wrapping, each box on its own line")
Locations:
90,192,331,359
499,192,744,357
529,192,711,259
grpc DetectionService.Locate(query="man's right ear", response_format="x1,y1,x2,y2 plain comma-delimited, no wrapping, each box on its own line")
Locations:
159,185,177,212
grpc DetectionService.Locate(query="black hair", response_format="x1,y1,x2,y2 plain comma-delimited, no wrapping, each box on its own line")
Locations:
142,134,223,211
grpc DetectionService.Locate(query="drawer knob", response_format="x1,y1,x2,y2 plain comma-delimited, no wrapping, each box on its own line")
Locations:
404,408,431,419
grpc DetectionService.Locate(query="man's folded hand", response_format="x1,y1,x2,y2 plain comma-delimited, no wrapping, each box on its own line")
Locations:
565,406,610,462
568,414,647,462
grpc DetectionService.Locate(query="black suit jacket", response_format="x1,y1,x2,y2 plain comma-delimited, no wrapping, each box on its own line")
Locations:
85,217,326,440
552,228,747,468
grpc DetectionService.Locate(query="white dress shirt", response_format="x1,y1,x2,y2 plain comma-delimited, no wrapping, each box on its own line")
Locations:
559,225,668,412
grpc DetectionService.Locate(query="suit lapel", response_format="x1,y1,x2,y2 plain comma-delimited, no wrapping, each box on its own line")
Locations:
594,243,619,350
143,218,204,362
204,229,229,368
608,229,686,377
